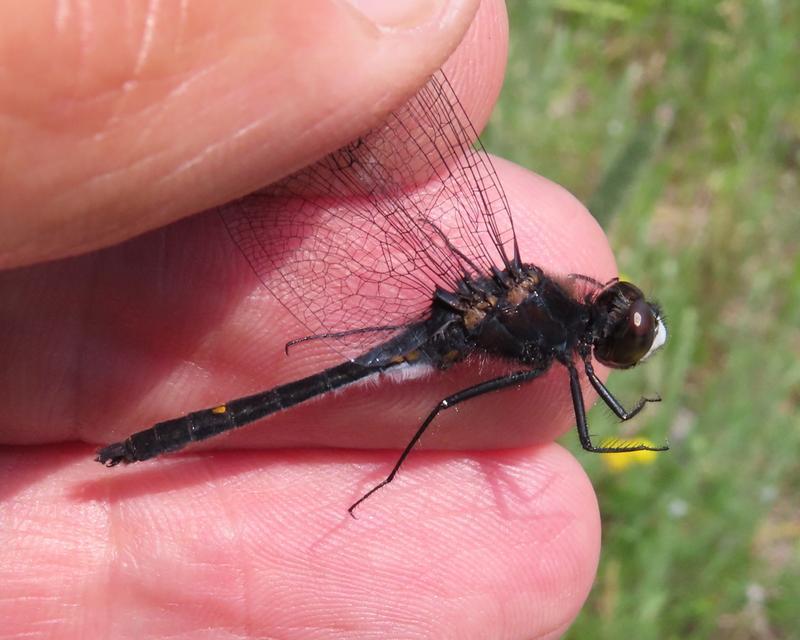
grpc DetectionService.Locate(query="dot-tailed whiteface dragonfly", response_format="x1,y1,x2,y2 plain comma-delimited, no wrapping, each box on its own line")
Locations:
97,70,668,514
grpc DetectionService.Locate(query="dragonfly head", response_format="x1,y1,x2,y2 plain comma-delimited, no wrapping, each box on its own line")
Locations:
591,281,666,369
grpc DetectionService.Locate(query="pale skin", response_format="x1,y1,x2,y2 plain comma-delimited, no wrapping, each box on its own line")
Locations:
0,1,609,638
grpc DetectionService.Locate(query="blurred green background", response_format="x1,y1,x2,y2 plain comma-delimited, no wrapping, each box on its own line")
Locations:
483,1,800,638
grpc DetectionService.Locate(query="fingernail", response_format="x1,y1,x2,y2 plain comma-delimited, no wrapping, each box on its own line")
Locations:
345,0,447,28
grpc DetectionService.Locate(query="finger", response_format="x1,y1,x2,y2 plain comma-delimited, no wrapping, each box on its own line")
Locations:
0,0,507,268
0,443,600,639
0,158,614,450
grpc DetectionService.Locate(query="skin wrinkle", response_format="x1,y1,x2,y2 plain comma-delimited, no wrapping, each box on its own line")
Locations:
53,114,179,226
286,100,351,154
208,461,255,638
11,83,123,138
133,0,161,77
96,58,286,205
164,57,215,100
160,113,274,187
24,23,222,183
166,94,377,205
109,59,221,147
19,138,139,227
109,60,216,137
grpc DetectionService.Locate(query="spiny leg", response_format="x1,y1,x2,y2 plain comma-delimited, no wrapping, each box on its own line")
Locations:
583,358,662,421
567,361,668,453
348,366,547,516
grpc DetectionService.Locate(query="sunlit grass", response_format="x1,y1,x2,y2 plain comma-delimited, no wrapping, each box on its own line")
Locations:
484,1,800,637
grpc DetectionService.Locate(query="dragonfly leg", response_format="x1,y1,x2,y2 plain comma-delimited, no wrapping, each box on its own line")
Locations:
567,360,668,453
348,366,548,516
583,358,661,420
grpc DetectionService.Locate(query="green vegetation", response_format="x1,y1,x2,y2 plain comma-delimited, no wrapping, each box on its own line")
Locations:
483,1,800,637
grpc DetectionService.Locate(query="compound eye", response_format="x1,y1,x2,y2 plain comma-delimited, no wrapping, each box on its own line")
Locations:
595,298,658,368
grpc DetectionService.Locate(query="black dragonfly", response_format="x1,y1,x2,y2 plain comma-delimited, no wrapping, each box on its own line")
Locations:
97,71,668,514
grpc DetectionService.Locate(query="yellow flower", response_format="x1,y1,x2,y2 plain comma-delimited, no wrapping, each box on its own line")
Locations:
600,438,659,472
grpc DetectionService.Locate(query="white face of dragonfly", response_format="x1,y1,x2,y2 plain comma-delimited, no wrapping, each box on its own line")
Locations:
640,313,667,362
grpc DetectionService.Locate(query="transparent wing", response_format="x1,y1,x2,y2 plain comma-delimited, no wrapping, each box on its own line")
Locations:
219,70,518,357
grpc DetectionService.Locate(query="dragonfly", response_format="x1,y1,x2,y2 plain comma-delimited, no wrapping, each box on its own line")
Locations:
96,70,668,514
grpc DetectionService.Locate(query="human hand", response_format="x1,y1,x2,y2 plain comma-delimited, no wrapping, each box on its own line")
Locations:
0,1,608,637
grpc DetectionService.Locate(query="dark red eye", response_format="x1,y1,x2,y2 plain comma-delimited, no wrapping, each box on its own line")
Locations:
593,283,661,369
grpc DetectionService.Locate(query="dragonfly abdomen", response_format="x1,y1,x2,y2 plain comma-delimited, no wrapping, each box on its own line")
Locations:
96,359,377,466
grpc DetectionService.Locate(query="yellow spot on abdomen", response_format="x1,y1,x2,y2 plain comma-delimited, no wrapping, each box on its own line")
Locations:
211,405,227,414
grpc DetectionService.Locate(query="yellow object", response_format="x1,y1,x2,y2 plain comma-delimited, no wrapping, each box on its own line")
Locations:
600,438,659,472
